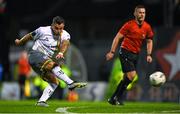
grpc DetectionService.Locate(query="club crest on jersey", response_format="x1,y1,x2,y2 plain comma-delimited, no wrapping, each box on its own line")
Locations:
142,34,145,39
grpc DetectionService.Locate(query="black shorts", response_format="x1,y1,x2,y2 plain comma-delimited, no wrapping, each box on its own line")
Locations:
119,48,139,73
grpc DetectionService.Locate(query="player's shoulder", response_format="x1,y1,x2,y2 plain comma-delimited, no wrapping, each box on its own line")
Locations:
61,29,71,40
34,26,51,35
126,19,136,24
38,26,51,32
62,30,70,36
62,29,69,34
123,19,136,26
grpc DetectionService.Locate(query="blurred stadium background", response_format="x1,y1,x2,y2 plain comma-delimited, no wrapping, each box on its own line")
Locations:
0,0,180,103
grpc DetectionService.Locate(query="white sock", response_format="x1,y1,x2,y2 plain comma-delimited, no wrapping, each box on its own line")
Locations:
52,66,73,85
38,83,58,102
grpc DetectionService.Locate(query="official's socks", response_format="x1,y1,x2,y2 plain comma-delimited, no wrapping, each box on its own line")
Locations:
116,76,132,101
110,79,123,100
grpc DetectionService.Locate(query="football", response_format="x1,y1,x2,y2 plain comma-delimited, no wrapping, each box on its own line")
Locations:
149,71,166,87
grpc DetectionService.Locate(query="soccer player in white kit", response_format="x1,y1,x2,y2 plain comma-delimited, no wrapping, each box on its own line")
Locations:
15,16,87,107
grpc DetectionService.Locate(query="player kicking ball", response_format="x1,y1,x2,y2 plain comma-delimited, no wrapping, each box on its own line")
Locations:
15,16,87,107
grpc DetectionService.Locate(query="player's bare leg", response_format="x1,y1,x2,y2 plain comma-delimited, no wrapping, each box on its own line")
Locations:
36,60,87,107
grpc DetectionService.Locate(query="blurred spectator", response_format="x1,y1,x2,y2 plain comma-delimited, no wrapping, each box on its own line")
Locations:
0,0,6,14
17,51,31,99
0,61,3,81
0,63,3,81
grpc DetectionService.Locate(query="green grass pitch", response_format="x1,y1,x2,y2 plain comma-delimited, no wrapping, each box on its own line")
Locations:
0,100,179,113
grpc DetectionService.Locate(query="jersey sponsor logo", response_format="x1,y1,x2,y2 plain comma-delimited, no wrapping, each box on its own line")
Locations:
142,34,145,38
44,37,49,41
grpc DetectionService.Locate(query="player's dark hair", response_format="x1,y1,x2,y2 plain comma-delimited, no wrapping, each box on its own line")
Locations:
52,16,65,25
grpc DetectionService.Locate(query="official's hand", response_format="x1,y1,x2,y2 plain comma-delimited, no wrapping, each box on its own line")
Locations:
15,39,21,46
147,55,152,63
56,52,64,59
106,52,114,61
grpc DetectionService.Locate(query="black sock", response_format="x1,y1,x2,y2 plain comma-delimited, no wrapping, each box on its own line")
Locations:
116,76,132,101
110,80,123,100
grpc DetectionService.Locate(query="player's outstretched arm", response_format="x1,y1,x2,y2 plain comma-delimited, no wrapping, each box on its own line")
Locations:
15,33,33,46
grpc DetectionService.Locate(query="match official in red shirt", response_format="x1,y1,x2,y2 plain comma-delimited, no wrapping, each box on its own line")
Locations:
106,5,154,105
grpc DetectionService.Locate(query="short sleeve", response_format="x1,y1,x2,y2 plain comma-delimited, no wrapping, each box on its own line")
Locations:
119,22,130,36
31,27,43,40
61,31,71,41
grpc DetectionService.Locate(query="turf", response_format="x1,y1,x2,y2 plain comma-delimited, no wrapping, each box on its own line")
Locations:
0,100,179,113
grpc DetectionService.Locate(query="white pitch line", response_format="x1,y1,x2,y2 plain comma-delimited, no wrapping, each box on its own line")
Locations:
55,106,180,114
56,106,97,114
161,110,180,113
56,106,85,114
55,107,70,113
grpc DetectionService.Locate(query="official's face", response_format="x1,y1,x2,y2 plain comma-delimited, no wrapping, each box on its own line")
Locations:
135,8,146,23
51,23,65,36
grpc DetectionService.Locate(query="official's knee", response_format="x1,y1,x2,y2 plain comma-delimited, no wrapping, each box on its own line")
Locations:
126,71,136,80
126,74,138,90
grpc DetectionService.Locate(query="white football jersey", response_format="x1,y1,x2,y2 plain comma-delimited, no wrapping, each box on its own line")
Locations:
32,26,70,58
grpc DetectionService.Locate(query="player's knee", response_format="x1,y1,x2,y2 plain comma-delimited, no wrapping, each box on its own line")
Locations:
55,80,59,85
50,77,59,85
42,73,59,85
126,71,136,80
44,61,56,71
43,77,59,85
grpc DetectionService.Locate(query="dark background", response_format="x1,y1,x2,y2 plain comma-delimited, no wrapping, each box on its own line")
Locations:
0,0,180,81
